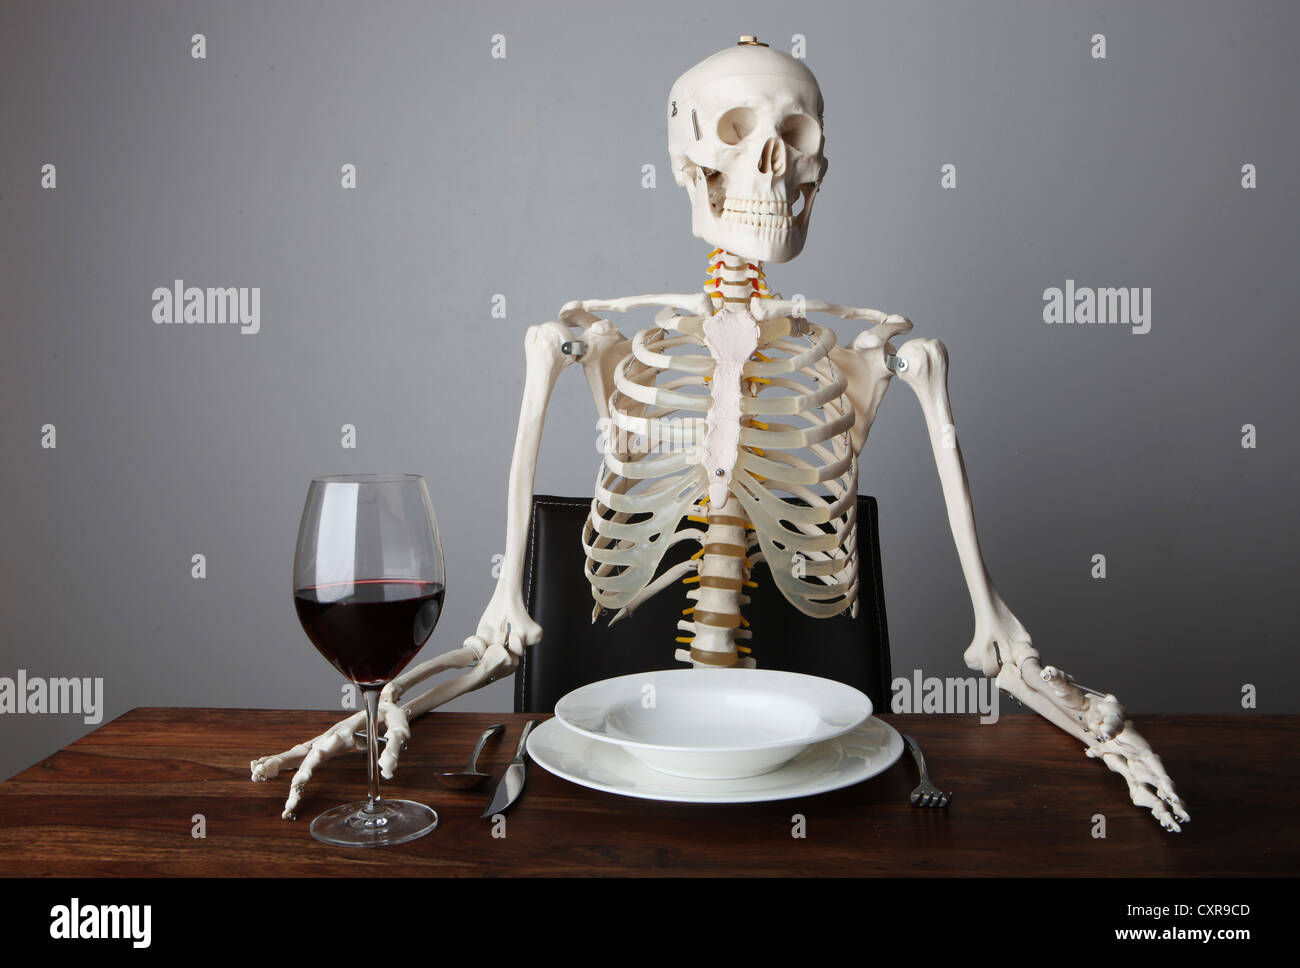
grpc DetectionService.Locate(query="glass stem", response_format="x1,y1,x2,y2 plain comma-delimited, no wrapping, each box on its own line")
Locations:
363,687,382,813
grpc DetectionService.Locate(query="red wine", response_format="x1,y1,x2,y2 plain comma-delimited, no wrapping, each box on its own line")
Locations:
294,580,445,686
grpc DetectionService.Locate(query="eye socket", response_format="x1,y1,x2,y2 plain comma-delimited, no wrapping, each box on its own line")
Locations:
716,107,758,145
780,114,821,155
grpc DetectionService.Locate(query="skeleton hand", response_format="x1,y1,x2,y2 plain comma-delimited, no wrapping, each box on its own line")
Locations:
250,700,386,820
992,650,1190,832
1032,665,1188,829
1085,718,1190,833
251,642,490,819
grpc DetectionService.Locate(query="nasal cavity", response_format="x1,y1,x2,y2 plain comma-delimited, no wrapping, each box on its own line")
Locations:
757,137,786,176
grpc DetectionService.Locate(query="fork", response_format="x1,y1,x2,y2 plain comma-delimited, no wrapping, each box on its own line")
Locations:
902,733,951,808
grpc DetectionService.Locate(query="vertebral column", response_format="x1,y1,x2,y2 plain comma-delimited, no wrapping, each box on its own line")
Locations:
685,497,754,667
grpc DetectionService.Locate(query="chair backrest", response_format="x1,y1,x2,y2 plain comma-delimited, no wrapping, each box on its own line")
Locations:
514,495,892,713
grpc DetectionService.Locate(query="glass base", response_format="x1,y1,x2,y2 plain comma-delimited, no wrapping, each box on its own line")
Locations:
309,798,438,847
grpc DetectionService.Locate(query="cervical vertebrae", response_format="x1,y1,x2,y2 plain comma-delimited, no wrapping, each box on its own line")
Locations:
583,249,860,668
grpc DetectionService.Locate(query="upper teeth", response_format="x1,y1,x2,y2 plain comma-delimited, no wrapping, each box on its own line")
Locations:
720,197,794,230
722,198,792,216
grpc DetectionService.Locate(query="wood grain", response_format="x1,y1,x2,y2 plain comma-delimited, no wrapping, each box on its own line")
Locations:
0,709,1293,876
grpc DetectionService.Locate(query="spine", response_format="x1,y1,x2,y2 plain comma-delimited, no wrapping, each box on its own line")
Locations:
675,494,755,668
705,248,771,309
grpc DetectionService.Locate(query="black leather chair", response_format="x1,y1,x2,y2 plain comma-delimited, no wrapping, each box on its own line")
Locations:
514,495,892,713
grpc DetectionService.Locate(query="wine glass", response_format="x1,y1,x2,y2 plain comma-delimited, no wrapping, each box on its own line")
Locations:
292,473,445,847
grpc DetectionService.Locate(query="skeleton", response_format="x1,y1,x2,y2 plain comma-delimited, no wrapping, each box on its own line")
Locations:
252,38,1188,832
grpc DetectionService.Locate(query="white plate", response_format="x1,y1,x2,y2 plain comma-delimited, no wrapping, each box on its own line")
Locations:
553,668,873,779
526,714,903,804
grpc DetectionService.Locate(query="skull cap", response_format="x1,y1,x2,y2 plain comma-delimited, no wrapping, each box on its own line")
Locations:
668,42,823,116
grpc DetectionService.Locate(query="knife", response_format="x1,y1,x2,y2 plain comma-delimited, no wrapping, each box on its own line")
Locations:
481,720,538,818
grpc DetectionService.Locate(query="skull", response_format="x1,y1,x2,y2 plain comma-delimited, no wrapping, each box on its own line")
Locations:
668,40,828,264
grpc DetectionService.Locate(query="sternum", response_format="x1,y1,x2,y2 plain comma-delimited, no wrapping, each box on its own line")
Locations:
701,250,764,509
701,309,758,508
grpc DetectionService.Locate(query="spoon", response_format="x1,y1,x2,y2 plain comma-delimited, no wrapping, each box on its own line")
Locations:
435,723,505,789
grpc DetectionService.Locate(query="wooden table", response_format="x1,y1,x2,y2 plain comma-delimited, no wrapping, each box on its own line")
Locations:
0,709,1293,876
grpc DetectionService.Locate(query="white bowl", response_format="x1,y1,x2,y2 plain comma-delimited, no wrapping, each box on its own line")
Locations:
553,668,873,779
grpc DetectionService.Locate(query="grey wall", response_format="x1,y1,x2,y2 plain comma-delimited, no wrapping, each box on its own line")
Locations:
2,0,1296,781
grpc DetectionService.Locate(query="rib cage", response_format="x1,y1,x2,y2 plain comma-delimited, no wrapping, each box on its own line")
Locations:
583,326,709,612
584,315,859,622
732,323,860,618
